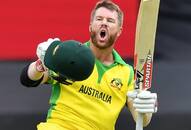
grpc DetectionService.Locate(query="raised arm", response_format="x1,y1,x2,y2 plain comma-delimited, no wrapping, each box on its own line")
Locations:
20,38,59,87
127,90,157,127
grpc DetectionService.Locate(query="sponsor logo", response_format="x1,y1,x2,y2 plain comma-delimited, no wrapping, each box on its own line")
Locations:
143,54,153,89
134,51,153,90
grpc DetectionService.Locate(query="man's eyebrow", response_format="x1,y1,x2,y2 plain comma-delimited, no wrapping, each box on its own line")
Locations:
96,15,115,19
96,16,103,18
108,17,115,20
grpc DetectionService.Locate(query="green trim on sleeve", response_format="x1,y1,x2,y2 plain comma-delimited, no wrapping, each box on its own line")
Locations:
49,83,61,104
47,104,55,119
47,82,61,119
47,70,60,85
128,65,134,86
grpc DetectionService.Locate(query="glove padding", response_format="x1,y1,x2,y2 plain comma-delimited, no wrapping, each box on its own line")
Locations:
127,90,158,113
36,38,60,64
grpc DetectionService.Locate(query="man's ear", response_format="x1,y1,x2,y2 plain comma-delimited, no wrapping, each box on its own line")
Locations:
89,24,92,32
117,27,123,37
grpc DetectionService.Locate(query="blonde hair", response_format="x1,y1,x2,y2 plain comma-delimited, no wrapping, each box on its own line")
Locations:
90,0,124,27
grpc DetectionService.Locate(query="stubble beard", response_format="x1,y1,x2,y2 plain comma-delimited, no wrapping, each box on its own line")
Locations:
90,30,118,50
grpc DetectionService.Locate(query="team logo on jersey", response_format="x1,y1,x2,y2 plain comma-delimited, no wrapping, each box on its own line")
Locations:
110,78,123,90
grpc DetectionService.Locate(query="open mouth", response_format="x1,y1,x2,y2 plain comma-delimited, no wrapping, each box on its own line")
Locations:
99,29,108,41
100,30,106,38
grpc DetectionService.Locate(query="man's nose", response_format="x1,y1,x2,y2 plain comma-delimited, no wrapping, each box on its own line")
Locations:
101,19,108,26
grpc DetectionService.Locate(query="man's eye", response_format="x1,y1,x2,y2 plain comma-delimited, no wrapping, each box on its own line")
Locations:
108,19,115,23
96,18,102,21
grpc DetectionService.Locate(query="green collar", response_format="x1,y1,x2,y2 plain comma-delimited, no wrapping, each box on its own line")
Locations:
84,41,126,66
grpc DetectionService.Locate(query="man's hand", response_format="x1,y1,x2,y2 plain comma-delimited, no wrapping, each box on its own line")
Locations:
36,38,60,63
35,59,46,72
128,90,158,113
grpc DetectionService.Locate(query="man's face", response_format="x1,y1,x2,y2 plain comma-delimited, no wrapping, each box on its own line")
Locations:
90,7,122,49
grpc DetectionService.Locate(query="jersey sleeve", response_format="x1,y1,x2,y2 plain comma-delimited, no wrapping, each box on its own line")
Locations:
127,65,135,92
46,70,58,85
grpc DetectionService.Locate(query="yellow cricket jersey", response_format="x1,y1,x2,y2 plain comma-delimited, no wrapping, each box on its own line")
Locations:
45,43,134,130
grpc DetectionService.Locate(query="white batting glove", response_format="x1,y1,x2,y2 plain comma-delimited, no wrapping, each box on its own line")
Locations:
127,90,158,113
36,38,60,63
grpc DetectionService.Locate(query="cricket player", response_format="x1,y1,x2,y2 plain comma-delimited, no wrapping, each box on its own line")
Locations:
20,1,157,130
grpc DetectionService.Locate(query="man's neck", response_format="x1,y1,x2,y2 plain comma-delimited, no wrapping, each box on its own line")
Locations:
89,42,114,66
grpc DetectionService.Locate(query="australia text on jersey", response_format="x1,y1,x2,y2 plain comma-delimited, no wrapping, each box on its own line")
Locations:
79,85,112,104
